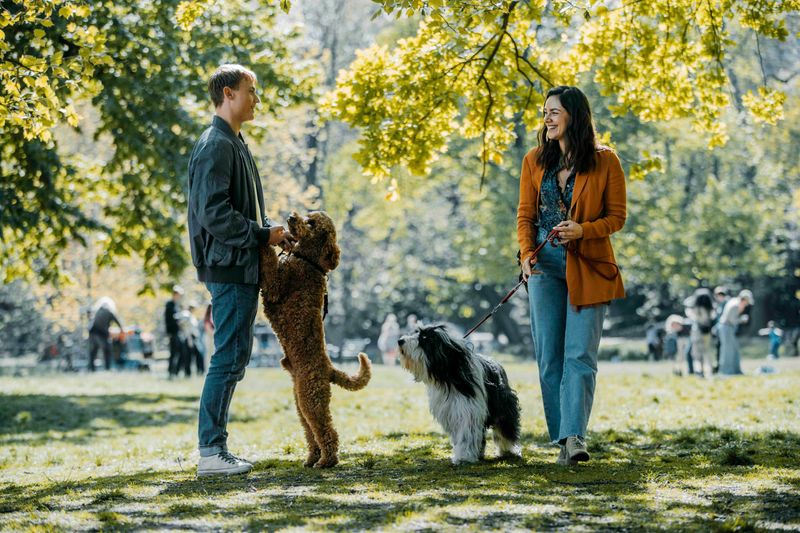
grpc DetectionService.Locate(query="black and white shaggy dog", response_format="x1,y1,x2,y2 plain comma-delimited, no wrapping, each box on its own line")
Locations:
398,324,522,465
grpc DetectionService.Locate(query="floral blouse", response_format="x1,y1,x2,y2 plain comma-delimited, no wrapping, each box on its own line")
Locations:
536,165,575,245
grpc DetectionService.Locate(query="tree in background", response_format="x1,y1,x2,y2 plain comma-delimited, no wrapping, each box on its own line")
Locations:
323,0,797,183
4,0,798,351
1,0,315,289
0,282,50,357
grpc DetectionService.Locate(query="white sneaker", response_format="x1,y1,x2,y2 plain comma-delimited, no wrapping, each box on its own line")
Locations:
565,435,590,462
197,451,253,477
556,445,577,466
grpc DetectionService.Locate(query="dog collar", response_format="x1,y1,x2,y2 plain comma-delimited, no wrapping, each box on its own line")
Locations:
291,251,328,277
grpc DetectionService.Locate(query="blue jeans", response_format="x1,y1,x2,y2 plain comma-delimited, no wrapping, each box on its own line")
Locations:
198,282,260,457
527,240,606,443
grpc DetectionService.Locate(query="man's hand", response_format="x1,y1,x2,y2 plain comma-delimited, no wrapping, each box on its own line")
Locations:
268,225,296,251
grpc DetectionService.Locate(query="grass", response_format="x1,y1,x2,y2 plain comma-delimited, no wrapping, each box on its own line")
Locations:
1,356,799,531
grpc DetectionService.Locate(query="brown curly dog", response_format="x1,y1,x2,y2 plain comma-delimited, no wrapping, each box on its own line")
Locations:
259,211,371,468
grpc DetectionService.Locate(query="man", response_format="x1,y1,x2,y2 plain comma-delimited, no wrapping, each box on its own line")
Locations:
88,296,123,371
711,286,730,373
165,286,184,378
188,64,293,476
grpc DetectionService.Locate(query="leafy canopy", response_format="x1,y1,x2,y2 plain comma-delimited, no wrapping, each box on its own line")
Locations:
0,0,315,289
320,0,797,182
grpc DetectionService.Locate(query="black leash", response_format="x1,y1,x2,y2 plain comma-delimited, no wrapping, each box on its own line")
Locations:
462,225,621,339
463,279,527,339
463,229,560,339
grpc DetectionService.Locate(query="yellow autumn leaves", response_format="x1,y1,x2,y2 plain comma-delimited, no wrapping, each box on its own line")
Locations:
1,1,110,143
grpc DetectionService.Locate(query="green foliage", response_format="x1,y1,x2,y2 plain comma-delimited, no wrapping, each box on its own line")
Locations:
0,281,50,357
0,0,315,289
612,94,800,300
323,0,798,179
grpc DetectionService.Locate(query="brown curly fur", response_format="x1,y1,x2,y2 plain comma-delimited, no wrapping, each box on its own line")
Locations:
259,211,371,468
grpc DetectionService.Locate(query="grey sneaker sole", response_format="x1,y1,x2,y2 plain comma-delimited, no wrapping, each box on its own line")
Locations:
197,465,252,477
556,456,578,466
569,450,590,462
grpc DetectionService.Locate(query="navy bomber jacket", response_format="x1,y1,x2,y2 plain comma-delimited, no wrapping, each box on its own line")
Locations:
187,116,271,284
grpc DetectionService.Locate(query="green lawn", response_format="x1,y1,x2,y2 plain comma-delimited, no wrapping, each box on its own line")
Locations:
1,356,799,531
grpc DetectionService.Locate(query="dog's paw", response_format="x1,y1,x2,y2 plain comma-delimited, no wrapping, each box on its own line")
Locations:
451,456,479,466
313,455,339,468
498,451,524,462
303,450,321,468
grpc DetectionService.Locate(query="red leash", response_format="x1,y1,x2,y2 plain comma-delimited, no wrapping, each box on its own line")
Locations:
463,229,560,339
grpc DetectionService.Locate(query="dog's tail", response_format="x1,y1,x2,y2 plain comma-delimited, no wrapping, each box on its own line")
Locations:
330,353,371,391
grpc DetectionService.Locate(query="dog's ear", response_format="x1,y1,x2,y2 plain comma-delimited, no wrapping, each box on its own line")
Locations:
290,211,310,239
320,243,340,271
420,326,478,398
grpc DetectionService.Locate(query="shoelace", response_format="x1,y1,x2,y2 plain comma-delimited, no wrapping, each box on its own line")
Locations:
218,451,240,464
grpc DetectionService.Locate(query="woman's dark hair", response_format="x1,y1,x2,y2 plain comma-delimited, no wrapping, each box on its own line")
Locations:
536,86,597,174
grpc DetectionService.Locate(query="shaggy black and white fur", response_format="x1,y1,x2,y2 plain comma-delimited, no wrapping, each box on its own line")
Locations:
398,324,522,465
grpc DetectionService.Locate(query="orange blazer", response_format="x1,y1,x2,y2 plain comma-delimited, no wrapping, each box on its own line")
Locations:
517,146,627,306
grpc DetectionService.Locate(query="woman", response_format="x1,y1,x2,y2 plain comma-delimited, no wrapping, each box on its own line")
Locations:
377,313,400,366
517,86,627,466
717,289,754,375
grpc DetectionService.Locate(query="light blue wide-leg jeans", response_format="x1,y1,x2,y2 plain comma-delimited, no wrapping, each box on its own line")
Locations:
528,241,606,443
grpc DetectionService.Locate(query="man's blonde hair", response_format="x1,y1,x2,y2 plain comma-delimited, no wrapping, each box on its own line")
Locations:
207,64,256,107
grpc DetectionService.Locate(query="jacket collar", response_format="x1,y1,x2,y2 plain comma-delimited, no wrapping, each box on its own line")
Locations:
211,115,244,144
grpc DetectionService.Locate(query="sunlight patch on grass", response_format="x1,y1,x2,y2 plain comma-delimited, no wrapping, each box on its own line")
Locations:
1,360,799,530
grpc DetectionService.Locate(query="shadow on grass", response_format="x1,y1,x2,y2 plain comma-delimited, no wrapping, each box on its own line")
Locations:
2,425,799,530
0,393,198,445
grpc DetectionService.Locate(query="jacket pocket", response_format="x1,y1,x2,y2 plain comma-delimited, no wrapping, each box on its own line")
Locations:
208,239,230,266
579,237,613,260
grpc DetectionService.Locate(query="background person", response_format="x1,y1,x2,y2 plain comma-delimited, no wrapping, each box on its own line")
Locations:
717,289,754,375
165,285,184,378
711,286,730,373
758,321,783,360
684,288,715,377
377,313,400,366
88,296,123,371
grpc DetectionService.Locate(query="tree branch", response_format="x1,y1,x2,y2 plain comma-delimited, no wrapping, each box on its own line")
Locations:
755,31,768,87
475,1,518,187
476,1,517,86
480,75,494,189
506,30,554,87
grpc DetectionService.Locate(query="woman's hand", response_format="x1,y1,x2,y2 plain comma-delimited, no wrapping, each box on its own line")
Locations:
555,220,584,243
521,256,538,281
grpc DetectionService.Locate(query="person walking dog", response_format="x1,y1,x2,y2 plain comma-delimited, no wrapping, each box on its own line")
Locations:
517,86,627,466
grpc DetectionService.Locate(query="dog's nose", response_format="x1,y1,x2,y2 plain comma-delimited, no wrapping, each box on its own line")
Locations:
398,338,405,347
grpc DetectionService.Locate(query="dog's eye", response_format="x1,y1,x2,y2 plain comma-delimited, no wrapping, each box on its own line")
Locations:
307,219,316,228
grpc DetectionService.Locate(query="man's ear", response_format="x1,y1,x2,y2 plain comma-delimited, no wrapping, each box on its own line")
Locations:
321,243,340,271
223,86,234,100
